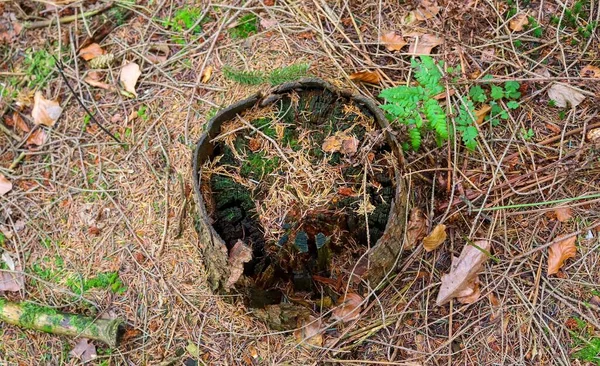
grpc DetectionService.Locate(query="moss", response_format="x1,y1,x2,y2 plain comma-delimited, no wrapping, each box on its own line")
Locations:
71,315,99,336
240,152,279,179
67,272,126,295
251,118,277,139
229,14,258,39
19,302,57,329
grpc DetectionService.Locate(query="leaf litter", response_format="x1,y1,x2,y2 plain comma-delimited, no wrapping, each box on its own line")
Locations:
547,235,577,275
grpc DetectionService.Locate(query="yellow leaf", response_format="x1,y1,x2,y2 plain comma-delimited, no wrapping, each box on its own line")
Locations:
331,293,363,322
349,70,381,84
0,174,12,196
475,104,491,125
423,224,447,252
119,62,141,98
509,13,529,31
380,31,407,51
201,65,213,83
547,236,577,275
408,34,443,55
32,92,62,127
553,207,572,222
78,43,105,61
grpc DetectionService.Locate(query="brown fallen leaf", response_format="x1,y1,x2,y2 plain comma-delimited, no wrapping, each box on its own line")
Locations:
331,293,363,322
509,13,529,31
380,31,407,51
587,128,600,143
0,19,22,44
260,18,278,29
32,92,62,127
581,65,600,78
590,295,600,308
405,207,427,250
201,65,213,83
70,338,97,363
340,135,359,155
322,135,343,153
119,62,141,97
547,83,586,108
0,251,24,292
408,34,443,55
0,174,12,196
225,240,253,290
247,137,262,152
338,187,356,197
456,277,481,304
5,112,30,133
547,235,577,275
475,104,491,124
147,44,170,64
79,43,105,61
349,70,381,84
84,76,114,91
553,207,572,222
423,224,447,252
293,315,323,347
26,128,48,147
413,0,440,21
436,240,491,305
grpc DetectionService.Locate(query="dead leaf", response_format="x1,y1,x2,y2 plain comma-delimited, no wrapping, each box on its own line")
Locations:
457,277,481,304
5,112,29,133
225,240,253,290
590,295,600,308
338,187,356,197
201,65,213,83
509,13,529,31
70,339,97,363
547,83,586,108
380,31,407,51
405,208,427,250
423,224,447,252
322,135,343,153
581,65,600,78
0,174,12,196
0,251,24,292
0,19,22,44
547,235,577,275
293,315,323,346
32,92,62,127
331,293,363,322
78,43,105,61
340,136,359,155
408,34,443,55
587,128,600,143
349,71,381,84
481,48,495,63
248,137,262,152
413,0,440,21
119,62,141,97
84,76,114,91
436,240,491,305
147,44,170,64
553,207,572,222
26,129,48,147
475,104,491,124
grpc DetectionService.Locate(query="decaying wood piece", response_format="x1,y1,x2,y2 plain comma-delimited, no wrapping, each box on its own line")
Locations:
0,300,123,347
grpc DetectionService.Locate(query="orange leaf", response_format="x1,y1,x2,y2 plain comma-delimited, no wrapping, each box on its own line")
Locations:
422,224,447,252
26,128,48,147
553,207,572,222
331,293,363,322
79,43,105,61
349,71,381,84
201,65,213,83
338,187,356,197
408,34,443,55
380,31,407,51
581,65,600,78
547,236,577,275
509,13,529,31
475,104,491,125
32,92,62,127
322,135,342,153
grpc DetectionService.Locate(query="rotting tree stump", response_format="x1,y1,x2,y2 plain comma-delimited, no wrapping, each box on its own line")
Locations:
192,79,409,330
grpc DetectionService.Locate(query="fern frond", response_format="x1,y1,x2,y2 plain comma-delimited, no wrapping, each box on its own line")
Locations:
423,99,448,139
408,126,422,151
268,63,311,84
223,66,265,85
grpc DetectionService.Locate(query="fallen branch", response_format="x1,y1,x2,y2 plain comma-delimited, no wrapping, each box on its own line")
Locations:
0,300,123,347
23,2,114,30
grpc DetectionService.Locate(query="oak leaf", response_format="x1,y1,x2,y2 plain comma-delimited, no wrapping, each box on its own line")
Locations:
349,71,381,84
408,34,443,55
547,83,586,108
331,293,362,322
405,207,427,250
436,240,491,305
119,62,141,97
225,240,253,290
0,174,12,196
423,224,447,252
547,235,577,275
32,92,62,127
78,43,105,61
380,31,407,51
509,13,529,31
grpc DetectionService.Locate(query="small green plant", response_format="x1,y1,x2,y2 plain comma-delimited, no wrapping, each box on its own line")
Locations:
162,7,209,44
520,128,534,140
23,49,56,89
223,63,311,85
137,105,149,121
527,16,544,37
66,272,126,295
569,316,600,365
229,14,258,39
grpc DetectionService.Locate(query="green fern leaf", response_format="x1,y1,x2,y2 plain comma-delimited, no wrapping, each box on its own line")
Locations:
408,127,422,151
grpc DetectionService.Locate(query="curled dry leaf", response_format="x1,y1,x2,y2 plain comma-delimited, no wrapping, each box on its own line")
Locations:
456,277,481,304
293,315,323,347
509,13,529,31
32,92,62,127
408,34,443,55
547,235,577,275
78,43,105,61
0,174,12,196
225,240,253,290
422,224,447,252
84,76,114,91
475,104,491,124
201,65,213,83
436,240,491,305
547,83,586,108
413,0,440,21
340,135,359,155
119,62,141,97
6,112,30,133
587,128,600,143
581,65,600,78
26,129,48,147
405,207,427,250
553,207,572,222
349,70,381,84
331,293,363,322
70,338,97,363
380,31,407,51
322,133,359,155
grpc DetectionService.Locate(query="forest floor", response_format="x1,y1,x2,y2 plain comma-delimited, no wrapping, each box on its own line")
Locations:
1,0,600,365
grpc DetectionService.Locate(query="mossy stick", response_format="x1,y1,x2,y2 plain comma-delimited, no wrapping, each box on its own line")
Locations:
0,300,123,347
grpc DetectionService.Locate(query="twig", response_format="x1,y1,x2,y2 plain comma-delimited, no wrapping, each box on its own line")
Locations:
23,2,114,29
0,123,20,142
